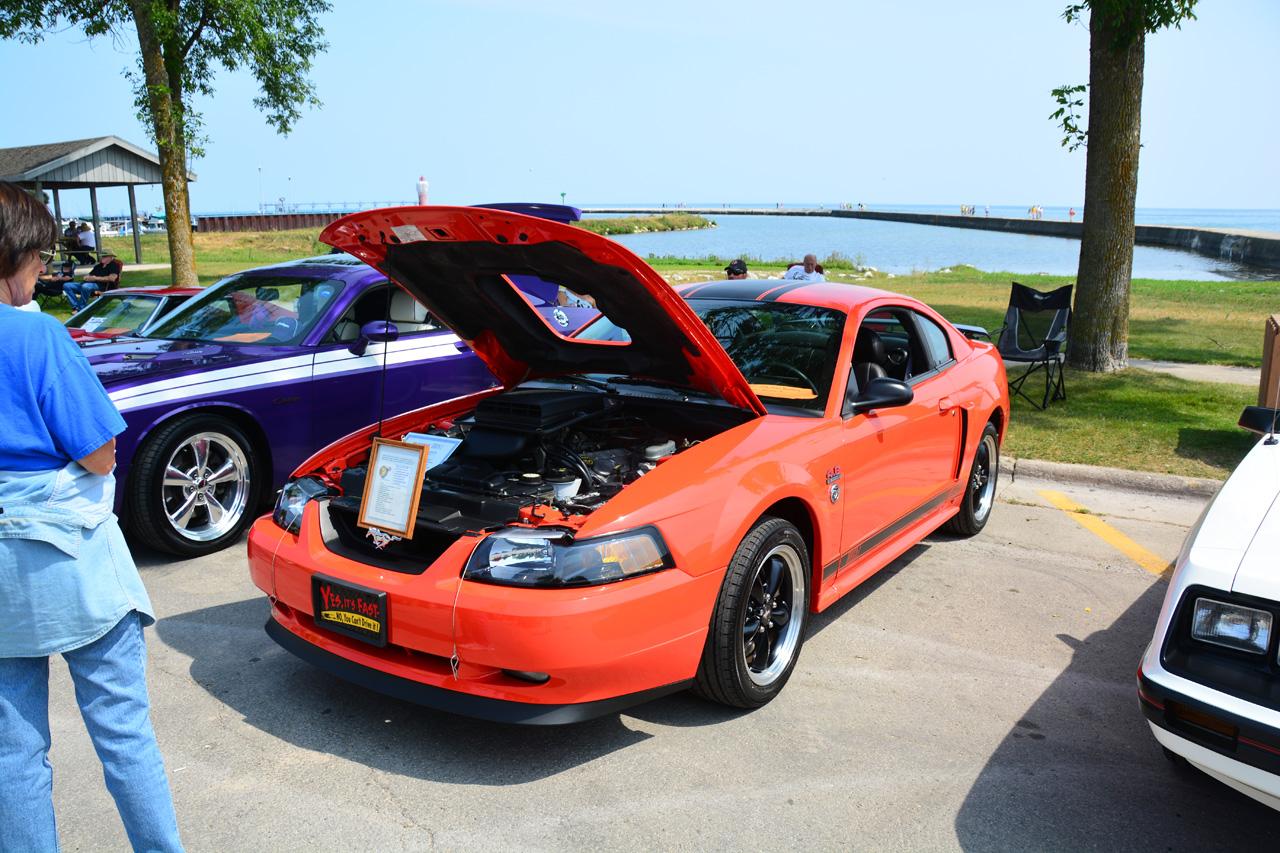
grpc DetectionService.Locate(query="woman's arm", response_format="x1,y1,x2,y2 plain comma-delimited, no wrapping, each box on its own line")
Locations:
77,437,116,476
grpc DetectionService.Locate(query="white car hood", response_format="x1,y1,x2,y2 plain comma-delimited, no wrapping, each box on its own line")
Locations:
1191,436,1280,599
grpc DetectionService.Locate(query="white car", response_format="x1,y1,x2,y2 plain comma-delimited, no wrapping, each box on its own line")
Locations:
1139,406,1280,810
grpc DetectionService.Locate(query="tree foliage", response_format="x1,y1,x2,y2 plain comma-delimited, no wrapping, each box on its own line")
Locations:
1063,0,1198,49
0,0,330,288
1052,0,1197,373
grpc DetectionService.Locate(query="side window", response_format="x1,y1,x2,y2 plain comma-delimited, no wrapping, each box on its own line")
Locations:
854,307,945,386
324,284,440,344
914,312,954,370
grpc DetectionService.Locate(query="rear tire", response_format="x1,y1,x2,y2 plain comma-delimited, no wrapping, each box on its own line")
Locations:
692,517,809,709
944,421,999,537
127,414,264,557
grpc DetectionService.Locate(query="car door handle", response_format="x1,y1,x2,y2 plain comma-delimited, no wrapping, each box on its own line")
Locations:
939,397,953,411
454,342,472,353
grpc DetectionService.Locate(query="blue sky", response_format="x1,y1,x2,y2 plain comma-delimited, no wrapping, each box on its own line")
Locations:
2,0,1276,217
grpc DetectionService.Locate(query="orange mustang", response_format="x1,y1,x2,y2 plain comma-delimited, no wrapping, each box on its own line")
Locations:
248,205,1010,724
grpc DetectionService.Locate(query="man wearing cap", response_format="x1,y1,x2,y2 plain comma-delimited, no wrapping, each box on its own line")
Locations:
72,251,123,310
724,259,754,280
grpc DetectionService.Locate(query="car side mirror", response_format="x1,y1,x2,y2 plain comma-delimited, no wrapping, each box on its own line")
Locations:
348,320,400,356
848,376,913,414
1239,405,1280,436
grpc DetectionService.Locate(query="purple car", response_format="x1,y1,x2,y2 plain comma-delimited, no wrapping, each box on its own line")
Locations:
88,203,595,557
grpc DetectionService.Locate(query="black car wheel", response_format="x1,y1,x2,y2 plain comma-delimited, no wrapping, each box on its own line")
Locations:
944,421,999,537
128,414,264,557
693,516,809,708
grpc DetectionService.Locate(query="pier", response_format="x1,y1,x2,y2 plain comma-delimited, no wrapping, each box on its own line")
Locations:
583,207,1280,272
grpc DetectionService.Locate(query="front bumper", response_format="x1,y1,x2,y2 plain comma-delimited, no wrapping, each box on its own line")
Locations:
1138,660,1280,809
248,506,719,722
264,614,689,724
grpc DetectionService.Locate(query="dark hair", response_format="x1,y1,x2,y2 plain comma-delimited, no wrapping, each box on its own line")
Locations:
0,181,58,279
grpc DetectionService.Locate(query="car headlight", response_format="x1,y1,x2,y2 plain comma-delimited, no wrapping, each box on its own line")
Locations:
1191,597,1273,655
465,525,674,588
272,476,336,534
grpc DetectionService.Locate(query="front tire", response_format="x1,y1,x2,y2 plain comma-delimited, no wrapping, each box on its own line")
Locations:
127,414,264,557
692,516,809,709
944,421,999,536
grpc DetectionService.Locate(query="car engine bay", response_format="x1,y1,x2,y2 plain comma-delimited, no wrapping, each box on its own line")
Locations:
321,386,752,570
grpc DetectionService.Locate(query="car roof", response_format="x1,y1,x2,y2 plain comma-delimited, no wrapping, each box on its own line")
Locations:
674,279,909,313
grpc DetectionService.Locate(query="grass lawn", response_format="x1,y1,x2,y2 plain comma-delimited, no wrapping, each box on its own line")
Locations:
1001,367,1256,478
81,230,1273,479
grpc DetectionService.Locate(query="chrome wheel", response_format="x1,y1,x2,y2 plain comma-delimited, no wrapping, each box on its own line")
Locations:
945,421,1000,537
128,414,264,557
162,430,252,542
969,431,998,525
693,516,810,708
743,542,805,687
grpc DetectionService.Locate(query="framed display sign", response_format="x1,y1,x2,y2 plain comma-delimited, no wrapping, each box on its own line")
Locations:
357,437,429,539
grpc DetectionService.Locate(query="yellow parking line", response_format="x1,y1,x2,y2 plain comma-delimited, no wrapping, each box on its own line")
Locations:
1037,490,1174,580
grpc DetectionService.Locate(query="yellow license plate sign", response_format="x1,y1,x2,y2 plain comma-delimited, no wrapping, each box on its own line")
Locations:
311,574,388,647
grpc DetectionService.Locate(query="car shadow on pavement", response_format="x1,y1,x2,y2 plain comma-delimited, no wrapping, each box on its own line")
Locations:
626,543,934,729
154,596,663,785
145,537,932,779
953,580,1280,851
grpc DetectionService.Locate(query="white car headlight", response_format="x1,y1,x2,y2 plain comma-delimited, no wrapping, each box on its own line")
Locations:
466,525,674,588
1191,597,1273,655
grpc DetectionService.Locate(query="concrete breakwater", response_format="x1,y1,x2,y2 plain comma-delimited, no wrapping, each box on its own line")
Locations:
584,207,1280,272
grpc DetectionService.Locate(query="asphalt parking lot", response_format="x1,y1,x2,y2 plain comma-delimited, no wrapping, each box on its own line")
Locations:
46,462,1280,852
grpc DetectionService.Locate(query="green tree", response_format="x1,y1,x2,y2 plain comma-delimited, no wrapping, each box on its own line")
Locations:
0,0,330,288
1054,0,1197,372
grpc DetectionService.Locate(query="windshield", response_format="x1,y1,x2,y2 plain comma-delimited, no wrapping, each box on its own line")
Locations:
145,274,343,345
577,298,847,412
68,294,163,336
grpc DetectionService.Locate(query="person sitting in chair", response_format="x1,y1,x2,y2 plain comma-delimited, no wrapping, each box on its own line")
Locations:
782,254,826,282
38,259,75,290
73,251,123,310
71,221,97,264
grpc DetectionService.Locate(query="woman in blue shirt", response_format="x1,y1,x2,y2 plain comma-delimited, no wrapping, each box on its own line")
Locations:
0,181,183,852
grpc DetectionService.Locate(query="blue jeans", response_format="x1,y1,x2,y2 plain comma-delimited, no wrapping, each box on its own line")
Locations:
0,612,183,852
62,281,98,312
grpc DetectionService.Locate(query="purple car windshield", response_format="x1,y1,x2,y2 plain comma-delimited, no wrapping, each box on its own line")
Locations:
145,275,344,345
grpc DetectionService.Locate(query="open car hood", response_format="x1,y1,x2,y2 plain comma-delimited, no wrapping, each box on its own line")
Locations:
320,206,766,415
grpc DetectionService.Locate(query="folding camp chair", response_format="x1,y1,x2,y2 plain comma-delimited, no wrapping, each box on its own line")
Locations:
34,278,69,309
993,281,1072,410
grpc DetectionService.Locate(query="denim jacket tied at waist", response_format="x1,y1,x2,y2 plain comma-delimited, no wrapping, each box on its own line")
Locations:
0,463,155,657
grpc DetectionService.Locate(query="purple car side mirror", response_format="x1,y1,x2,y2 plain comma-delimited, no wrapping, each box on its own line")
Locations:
349,320,400,356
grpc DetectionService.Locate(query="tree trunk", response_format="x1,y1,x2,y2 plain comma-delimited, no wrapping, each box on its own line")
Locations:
130,1,199,289
1069,8,1145,373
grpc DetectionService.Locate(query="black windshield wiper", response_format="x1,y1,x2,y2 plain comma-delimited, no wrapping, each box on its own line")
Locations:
535,374,618,393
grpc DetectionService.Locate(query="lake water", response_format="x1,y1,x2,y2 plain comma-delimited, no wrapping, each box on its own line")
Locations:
584,205,1280,281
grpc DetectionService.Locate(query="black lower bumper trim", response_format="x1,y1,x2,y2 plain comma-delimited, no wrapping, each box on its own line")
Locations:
266,617,691,725
1139,667,1280,778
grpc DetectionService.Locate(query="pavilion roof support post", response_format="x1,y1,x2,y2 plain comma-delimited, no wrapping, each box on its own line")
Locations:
89,186,101,263
127,184,142,263
52,189,62,230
